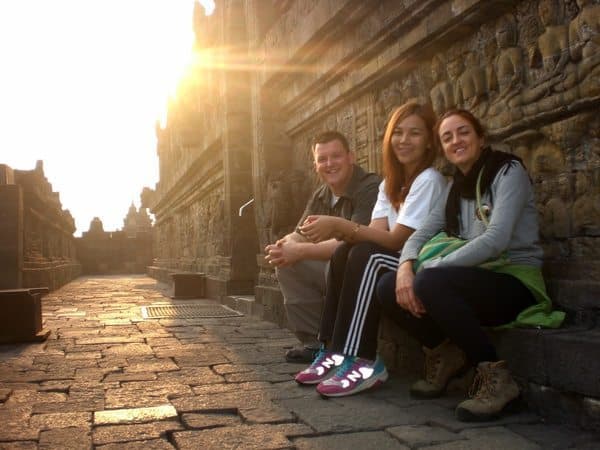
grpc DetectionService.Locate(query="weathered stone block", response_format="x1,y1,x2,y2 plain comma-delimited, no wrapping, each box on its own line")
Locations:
490,328,548,385
171,273,205,299
544,329,600,398
0,288,49,343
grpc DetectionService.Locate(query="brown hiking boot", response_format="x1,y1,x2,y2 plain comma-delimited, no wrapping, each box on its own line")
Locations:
410,340,467,399
455,360,520,422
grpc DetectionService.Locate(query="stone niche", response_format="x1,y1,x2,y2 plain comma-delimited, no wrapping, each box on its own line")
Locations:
0,161,81,291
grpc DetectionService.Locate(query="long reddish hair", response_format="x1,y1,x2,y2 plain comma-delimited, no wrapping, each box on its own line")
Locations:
382,101,437,208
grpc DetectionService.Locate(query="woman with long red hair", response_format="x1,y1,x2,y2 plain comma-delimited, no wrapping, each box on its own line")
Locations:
296,100,446,397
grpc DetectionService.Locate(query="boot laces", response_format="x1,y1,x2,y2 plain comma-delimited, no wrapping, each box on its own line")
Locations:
424,353,441,384
469,366,496,399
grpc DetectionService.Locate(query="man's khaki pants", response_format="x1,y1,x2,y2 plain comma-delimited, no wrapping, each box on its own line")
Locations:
276,259,327,348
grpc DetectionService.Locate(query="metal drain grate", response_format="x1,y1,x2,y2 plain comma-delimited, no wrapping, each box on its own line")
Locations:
141,304,243,319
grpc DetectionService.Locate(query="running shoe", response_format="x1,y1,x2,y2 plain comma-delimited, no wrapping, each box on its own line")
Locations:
294,349,345,385
316,355,388,397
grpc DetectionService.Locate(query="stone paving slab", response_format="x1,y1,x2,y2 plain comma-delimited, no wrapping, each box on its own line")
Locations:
95,439,175,450
294,431,410,450
38,427,92,450
94,405,178,425
171,423,313,449
0,275,598,449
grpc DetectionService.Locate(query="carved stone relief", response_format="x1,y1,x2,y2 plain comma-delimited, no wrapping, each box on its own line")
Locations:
151,0,600,308
430,53,455,115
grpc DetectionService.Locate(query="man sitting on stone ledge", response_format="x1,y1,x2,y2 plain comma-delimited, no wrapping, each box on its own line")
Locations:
265,131,381,363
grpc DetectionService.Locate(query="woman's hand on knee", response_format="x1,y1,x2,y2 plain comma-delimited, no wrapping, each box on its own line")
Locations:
395,261,425,318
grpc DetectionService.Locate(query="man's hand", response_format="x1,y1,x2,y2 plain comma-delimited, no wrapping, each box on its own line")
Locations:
264,236,303,268
395,261,426,318
299,215,342,242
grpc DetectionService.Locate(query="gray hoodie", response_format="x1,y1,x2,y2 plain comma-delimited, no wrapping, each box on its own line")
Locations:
399,162,543,268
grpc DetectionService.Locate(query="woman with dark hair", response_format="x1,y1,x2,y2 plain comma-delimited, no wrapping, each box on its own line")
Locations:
376,109,564,421
294,101,447,397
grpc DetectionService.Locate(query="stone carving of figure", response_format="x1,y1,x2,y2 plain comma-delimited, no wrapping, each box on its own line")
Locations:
488,13,526,124
572,170,600,236
265,170,307,242
531,139,566,176
523,0,578,108
543,173,573,238
569,0,600,96
455,51,488,117
429,53,455,115
374,86,402,141
447,57,464,109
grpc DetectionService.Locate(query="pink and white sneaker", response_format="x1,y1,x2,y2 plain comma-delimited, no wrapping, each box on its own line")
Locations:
294,349,345,385
316,356,388,397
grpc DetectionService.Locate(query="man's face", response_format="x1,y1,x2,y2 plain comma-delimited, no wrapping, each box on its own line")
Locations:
313,139,355,195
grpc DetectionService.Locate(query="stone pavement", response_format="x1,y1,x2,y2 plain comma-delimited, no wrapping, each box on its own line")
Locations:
0,275,598,449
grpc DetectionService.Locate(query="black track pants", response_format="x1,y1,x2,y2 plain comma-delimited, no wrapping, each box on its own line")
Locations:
376,266,535,363
318,241,400,360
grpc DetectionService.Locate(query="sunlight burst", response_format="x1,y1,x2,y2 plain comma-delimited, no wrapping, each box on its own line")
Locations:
0,0,213,234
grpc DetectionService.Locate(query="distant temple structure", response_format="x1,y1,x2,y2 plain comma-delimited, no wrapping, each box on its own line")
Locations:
122,202,153,238
0,161,81,290
76,205,153,274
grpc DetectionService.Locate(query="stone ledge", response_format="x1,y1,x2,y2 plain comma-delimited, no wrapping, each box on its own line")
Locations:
22,262,81,291
491,327,600,400
146,266,176,285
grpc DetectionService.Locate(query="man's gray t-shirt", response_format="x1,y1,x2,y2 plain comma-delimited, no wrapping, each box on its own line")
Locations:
295,164,381,232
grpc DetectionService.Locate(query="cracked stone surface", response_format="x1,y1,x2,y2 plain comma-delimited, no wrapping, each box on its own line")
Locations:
294,431,410,450
0,275,597,449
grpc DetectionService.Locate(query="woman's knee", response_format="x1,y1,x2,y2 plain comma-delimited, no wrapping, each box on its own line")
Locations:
347,241,381,260
413,268,452,306
332,241,351,259
376,271,397,309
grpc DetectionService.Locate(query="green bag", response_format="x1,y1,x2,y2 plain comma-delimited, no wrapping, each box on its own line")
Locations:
413,231,509,272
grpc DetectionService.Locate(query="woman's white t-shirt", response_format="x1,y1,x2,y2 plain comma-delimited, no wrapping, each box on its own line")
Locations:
370,167,447,231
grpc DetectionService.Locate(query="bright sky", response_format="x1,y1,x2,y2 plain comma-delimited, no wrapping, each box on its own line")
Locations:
0,0,215,235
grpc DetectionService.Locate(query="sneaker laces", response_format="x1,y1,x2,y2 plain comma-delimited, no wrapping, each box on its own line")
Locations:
311,348,327,365
468,366,495,399
334,356,357,379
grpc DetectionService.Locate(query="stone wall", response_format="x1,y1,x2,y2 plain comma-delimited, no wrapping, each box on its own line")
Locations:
152,0,599,315
0,162,81,291
147,0,259,298
150,0,599,425
247,0,600,323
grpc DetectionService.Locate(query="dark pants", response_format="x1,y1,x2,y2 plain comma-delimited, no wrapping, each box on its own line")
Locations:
319,241,400,360
376,266,535,363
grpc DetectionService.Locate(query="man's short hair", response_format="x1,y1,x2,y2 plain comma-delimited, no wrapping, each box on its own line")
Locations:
311,131,350,153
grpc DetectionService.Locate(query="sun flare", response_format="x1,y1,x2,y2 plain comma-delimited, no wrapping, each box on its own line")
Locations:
0,1,214,234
